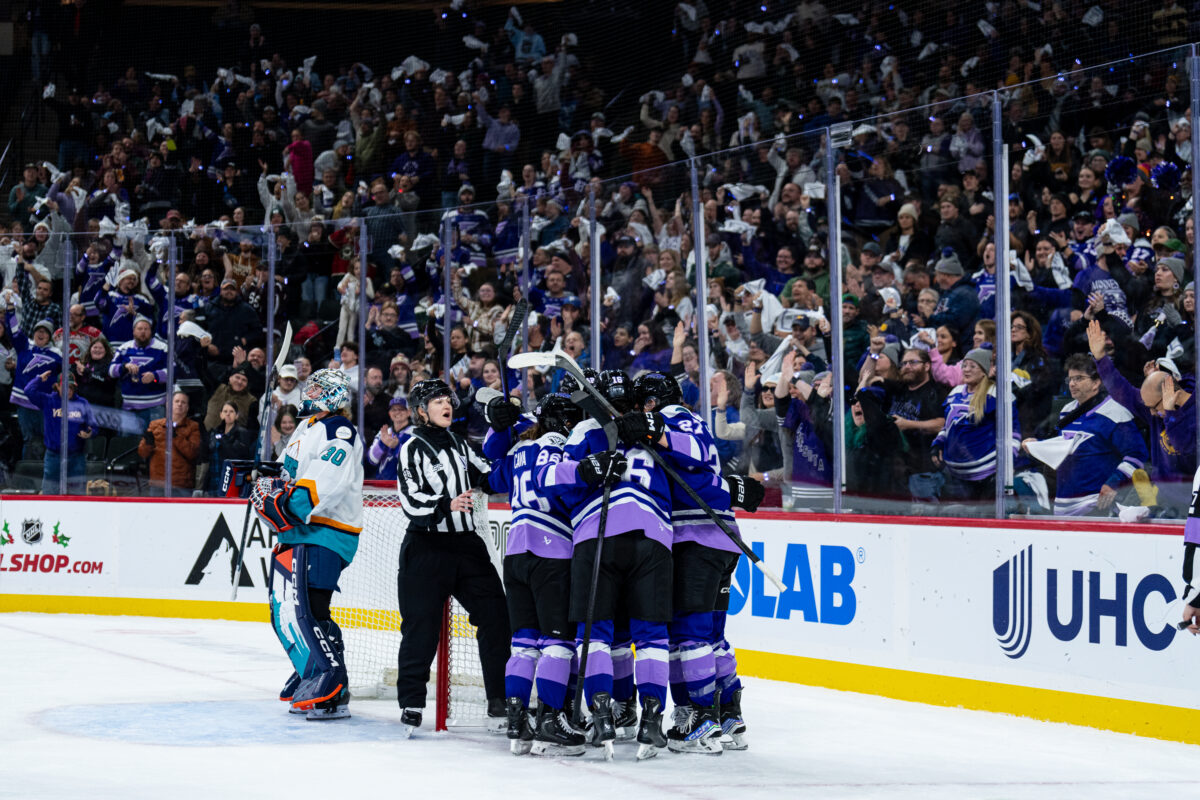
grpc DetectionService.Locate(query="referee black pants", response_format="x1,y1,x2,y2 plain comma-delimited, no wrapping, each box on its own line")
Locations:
395,529,510,710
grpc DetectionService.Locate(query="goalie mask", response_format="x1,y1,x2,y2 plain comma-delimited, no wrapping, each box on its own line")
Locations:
535,393,583,436
299,368,352,416
632,371,682,411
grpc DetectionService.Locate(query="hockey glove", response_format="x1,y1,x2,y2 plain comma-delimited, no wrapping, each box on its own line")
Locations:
726,475,766,513
578,451,628,488
251,477,298,533
615,411,666,447
484,396,522,429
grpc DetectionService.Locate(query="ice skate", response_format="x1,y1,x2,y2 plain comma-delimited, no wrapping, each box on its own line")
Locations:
613,697,638,741
588,691,616,760
506,697,535,755
635,697,667,761
306,688,350,720
400,708,423,739
667,701,722,754
485,697,508,734
719,689,748,750
530,703,586,757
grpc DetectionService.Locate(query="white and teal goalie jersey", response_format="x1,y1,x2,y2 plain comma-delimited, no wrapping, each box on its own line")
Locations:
278,414,365,565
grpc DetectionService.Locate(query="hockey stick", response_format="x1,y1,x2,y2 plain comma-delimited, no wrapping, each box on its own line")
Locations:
497,298,529,406
509,345,787,592
231,321,293,601
572,421,619,741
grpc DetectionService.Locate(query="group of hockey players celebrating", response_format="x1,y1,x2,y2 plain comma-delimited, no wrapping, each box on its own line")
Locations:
249,360,765,760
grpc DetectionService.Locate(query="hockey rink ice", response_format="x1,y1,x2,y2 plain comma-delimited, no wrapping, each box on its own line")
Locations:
1,613,1196,800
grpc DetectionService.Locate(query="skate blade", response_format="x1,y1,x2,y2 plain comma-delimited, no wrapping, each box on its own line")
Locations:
510,739,533,756
401,724,417,739
287,706,307,715
530,741,585,757
601,741,614,761
306,706,350,721
615,726,638,741
667,738,723,755
635,743,660,761
721,733,748,751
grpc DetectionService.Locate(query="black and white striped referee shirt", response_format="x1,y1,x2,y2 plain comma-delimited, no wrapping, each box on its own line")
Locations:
395,425,492,533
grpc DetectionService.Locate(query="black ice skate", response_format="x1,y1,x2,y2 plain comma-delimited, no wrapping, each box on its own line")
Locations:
306,687,350,721
506,697,535,755
667,700,723,754
486,697,508,734
530,702,586,757
588,691,616,760
719,689,748,750
280,671,306,714
400,707,423,739
613,697,638,741
635,697,667,761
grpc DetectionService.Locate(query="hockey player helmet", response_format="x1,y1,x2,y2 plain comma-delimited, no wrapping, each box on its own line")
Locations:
408,378,456,423
598,369,632,413
299,368,352,416
535,393,584,436
559,367,600,396
632,371,682,411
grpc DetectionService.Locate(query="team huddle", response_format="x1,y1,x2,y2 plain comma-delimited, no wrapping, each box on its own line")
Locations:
248,363,765,760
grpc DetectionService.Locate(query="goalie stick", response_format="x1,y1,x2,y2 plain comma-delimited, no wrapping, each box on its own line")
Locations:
509,345,787,592
231,321,293,601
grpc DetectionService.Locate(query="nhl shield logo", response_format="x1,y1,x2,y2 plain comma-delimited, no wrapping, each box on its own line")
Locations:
21,519,43,545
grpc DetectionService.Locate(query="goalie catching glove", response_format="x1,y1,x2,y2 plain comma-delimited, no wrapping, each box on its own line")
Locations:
251,477,299,533
725,475,765,512
578,451,627,487
614,411,665,447
484,395,522,429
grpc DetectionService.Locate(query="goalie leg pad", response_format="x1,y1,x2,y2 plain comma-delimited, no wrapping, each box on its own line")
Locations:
268,544,349,709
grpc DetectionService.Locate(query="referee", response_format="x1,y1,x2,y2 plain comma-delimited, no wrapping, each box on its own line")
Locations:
393,378,509,734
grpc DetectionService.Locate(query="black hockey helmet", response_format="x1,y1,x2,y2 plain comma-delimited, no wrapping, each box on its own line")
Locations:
535,393,584,436
408,379,455,422
559,367,600,396
598,369,632,413
632,371,682,410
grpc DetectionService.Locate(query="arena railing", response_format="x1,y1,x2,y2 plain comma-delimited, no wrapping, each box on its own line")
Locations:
8,44,1200,532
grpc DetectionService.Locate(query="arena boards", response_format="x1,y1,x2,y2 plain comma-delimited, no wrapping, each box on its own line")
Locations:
0,494,1193,742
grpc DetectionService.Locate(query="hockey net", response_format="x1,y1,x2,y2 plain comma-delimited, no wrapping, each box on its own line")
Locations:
331,482,504,730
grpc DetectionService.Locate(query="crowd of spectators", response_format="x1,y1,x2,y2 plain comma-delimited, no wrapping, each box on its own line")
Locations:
1,1,1199,518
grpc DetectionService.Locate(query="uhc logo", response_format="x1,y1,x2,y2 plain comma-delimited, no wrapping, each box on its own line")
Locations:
992,546,1033,659
991,546,1176,658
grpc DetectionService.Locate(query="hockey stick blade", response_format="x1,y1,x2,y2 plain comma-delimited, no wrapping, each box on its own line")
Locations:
539,346,787,592
497,298,529,357
507,350,560,370
476,387,504,405
273,321,293,375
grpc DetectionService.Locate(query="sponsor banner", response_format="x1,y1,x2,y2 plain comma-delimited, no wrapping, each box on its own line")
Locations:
724,518,1196,711
0,498,1194,715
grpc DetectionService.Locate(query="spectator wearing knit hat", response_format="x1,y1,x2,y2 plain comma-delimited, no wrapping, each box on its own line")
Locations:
924,251,979,343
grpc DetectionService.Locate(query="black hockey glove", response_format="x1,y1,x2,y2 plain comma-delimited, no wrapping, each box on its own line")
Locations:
615,411,666,447
578,451,628,488
484,396,522,429
726,475,765,513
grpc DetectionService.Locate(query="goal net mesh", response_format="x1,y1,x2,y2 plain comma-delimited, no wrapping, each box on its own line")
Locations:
330,485,503,728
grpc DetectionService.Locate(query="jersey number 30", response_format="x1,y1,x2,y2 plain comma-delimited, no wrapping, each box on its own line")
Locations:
320,445,347,466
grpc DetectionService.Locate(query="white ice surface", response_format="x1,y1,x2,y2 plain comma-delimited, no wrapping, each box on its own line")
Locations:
1,613,1196,800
